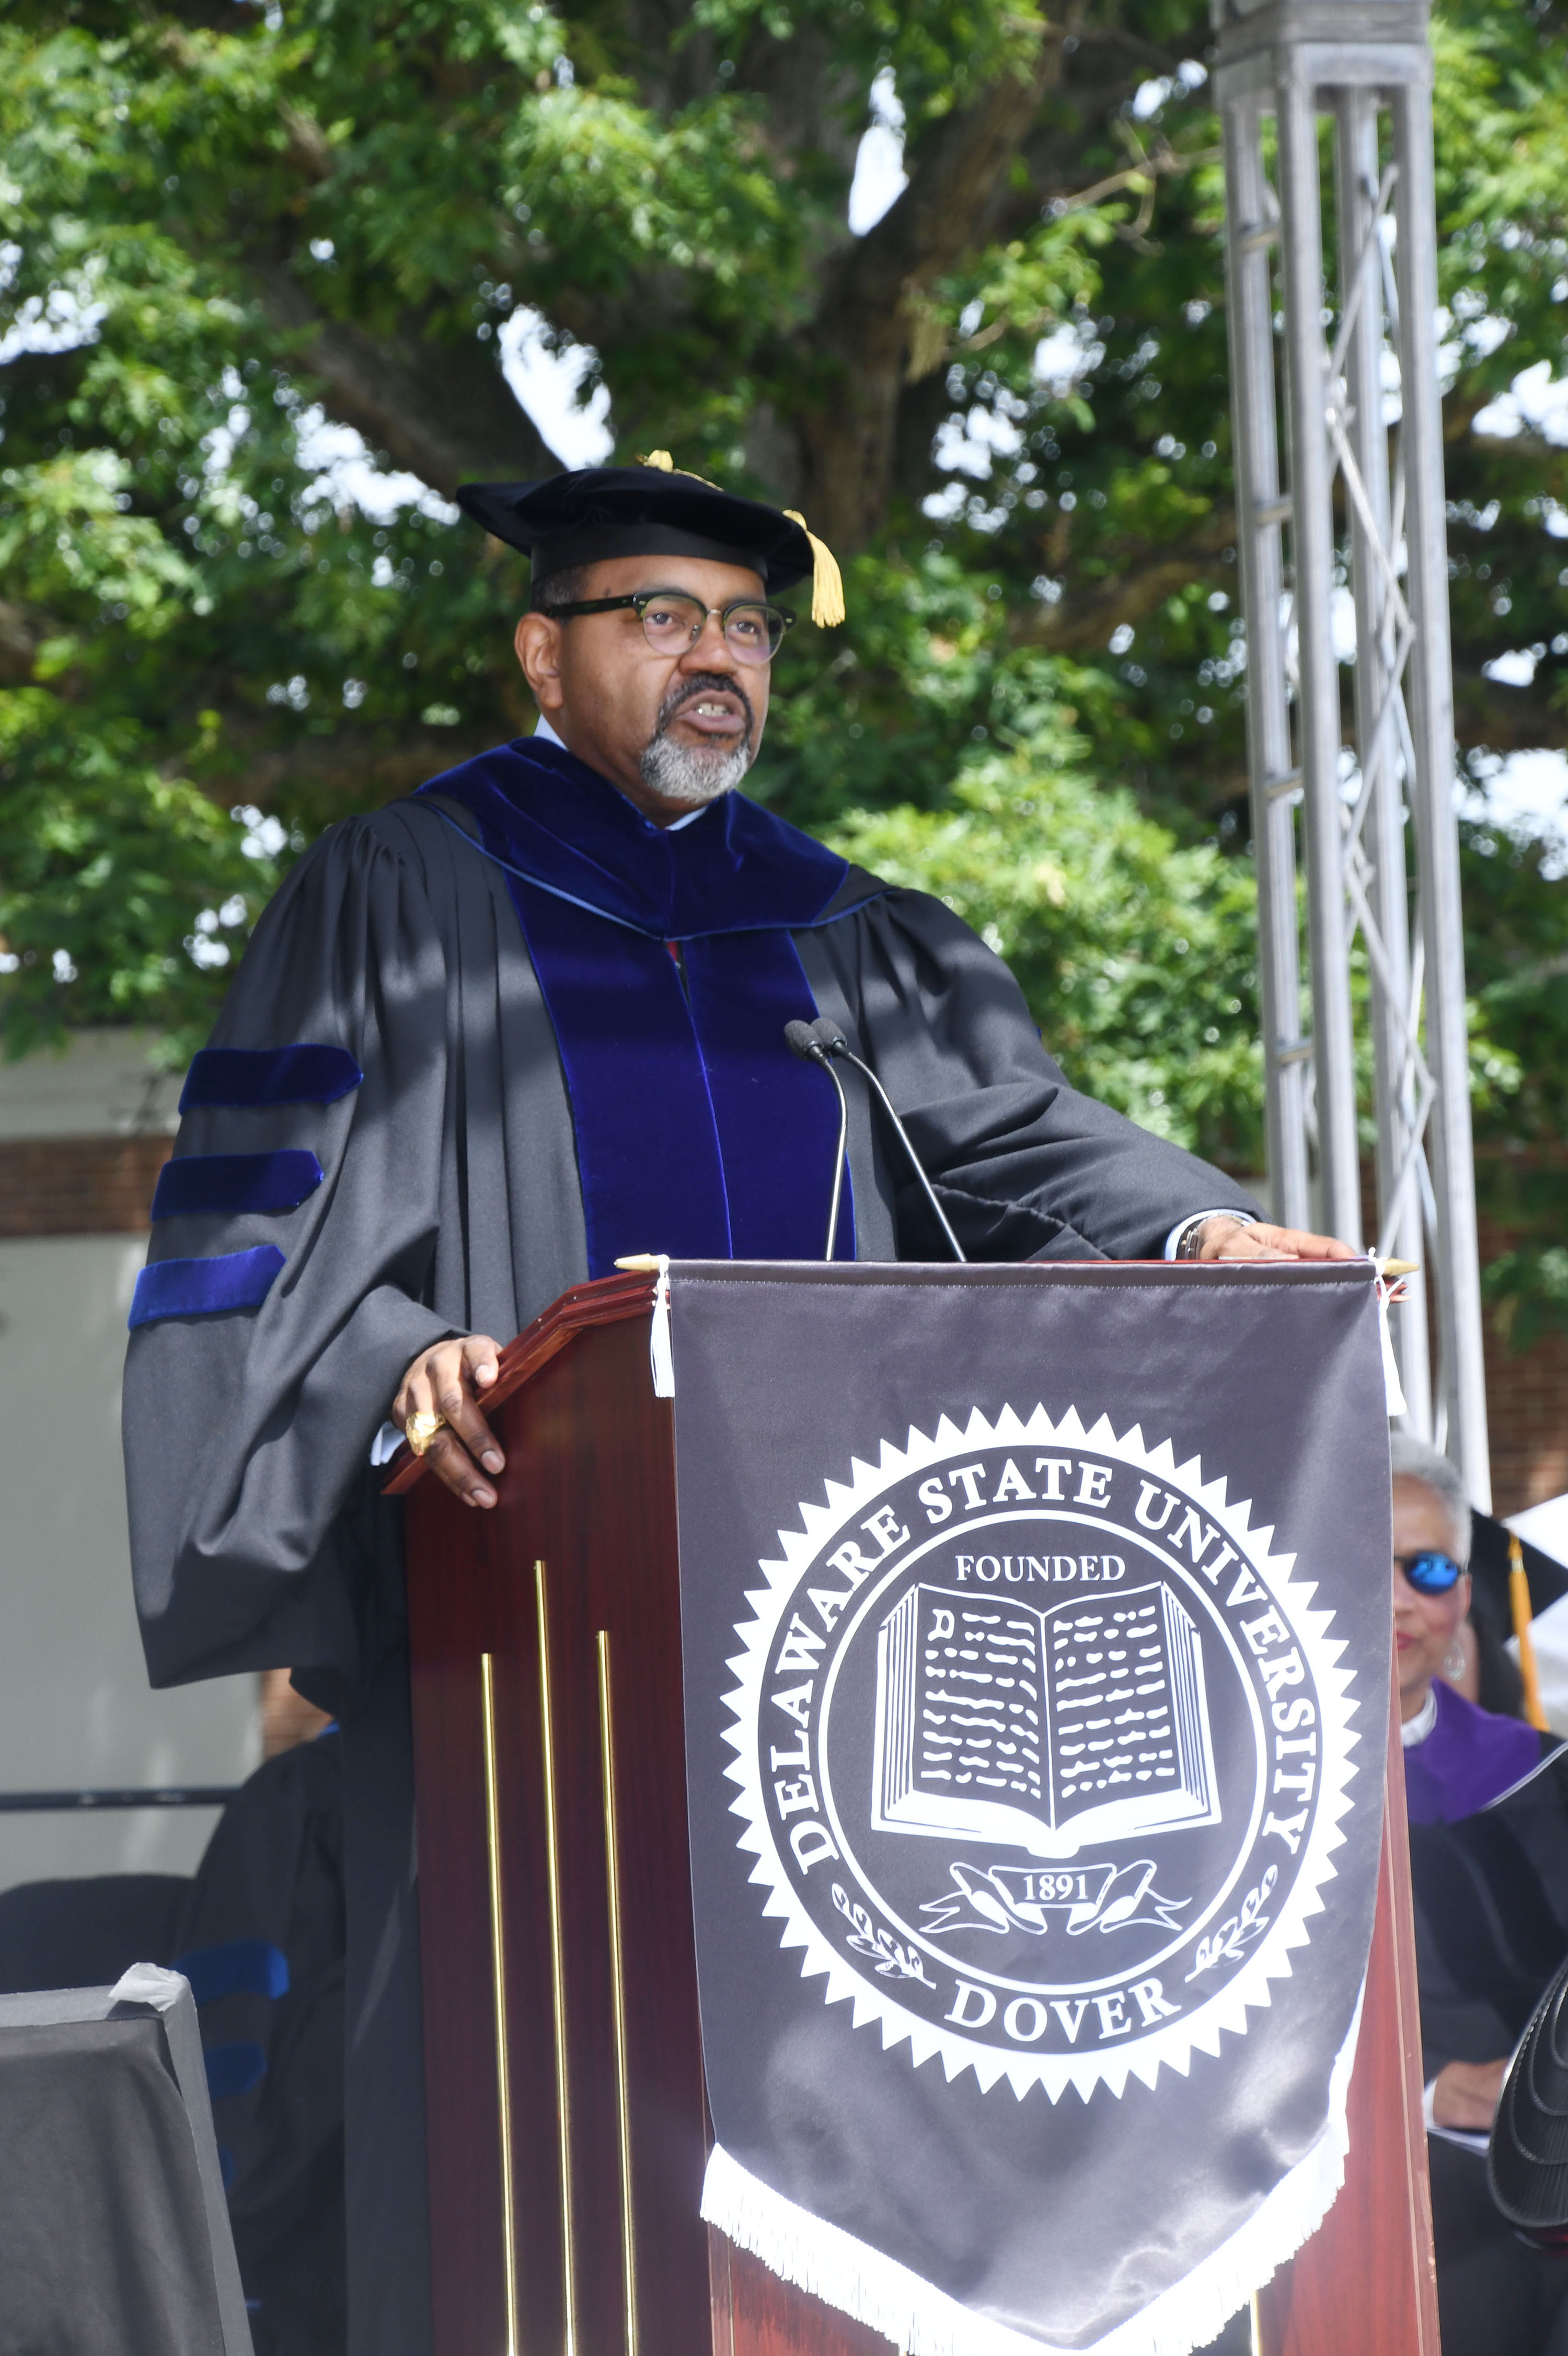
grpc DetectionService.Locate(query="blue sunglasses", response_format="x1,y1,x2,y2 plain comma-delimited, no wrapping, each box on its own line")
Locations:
1396,1550,1463,1596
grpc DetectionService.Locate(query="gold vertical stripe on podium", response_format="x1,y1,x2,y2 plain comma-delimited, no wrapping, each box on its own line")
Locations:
479,1652,521,2356
535,1561,578,2356
597,1630,640,2356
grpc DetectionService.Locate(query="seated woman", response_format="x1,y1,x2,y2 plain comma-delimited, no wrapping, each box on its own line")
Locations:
1396,1433,1546,1835
1393,1433,1567,2356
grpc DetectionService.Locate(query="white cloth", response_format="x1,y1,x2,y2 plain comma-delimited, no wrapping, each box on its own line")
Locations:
1506,1493,1568,1572
1401,1685,1438,1748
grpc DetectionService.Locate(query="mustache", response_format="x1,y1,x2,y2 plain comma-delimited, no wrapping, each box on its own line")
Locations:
653,669,757,744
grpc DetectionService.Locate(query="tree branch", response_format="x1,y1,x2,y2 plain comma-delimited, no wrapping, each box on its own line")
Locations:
620,4,862,177
0,344,94,404
1039,124,1220,258
246,262,558,497
1454,666,1568,757
792,24,1069,546
0,599,56,689
209,722,509,807
1010,508,1238,652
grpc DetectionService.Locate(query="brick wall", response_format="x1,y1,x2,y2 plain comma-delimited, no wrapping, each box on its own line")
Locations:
0,1134,171,1238
1486,1323,1568,1514
5,1132,1563,1512
1480,1203,1568,1516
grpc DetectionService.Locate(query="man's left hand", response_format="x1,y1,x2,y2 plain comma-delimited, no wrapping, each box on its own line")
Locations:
1195,1216,1358,1264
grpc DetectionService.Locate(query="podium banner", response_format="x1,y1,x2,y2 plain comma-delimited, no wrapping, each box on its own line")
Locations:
670,1261,1390,2356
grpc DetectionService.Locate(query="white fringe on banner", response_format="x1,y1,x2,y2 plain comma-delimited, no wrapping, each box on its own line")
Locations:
703,1977,1365,2356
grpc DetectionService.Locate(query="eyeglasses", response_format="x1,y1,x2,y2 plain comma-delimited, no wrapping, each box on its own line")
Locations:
547,589,795,665
1394,1550,1464,1595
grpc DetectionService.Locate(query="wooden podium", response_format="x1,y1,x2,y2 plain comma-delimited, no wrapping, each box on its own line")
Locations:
390,1273,1438,2356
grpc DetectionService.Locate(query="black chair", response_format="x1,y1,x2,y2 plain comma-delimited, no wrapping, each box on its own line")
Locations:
0,1870,191,1994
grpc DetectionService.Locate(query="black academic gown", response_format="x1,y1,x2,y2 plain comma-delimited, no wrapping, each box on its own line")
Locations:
123,772,1259,2356
1408,1751,1568,2356
174,1731,347,2356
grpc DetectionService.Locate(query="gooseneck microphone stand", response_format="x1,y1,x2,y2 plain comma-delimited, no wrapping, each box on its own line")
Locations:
784,1017,967,1263
783,1020,850,1259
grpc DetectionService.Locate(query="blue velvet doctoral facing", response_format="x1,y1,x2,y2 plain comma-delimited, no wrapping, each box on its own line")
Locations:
419,736,885,1277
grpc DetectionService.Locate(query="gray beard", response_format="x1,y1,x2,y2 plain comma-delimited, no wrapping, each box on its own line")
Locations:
638,729,756,807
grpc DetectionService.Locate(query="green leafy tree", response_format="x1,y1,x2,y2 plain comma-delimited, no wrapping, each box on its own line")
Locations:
2,0,1565,1267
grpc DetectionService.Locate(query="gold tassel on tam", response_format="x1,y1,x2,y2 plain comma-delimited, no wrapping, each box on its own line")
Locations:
1511,1531,1550,1731
783,511,846,628
635,452,845,627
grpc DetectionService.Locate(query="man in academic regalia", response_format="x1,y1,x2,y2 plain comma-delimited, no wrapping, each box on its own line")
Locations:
123,460,1350,2356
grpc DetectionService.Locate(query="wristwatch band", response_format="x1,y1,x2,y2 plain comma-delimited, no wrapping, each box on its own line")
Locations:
1173,1211,1256,1262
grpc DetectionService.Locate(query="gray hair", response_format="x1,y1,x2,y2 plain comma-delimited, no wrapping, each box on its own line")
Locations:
1390,1432,1473,1566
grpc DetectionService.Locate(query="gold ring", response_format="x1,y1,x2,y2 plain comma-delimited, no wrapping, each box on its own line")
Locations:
405,1411,446,1457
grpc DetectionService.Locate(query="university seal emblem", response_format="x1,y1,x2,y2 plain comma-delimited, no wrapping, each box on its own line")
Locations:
725,1404,1359,2099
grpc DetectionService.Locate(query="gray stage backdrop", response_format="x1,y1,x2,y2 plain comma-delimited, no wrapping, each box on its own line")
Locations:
669,1260,1390,2356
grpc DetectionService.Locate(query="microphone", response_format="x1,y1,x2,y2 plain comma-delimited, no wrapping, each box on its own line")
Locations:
784,1019,850,1261
792,1017,967,1263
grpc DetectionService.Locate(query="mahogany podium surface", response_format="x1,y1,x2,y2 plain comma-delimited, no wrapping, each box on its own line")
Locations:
1252,1688,1440,2356
390,1273,1435,2356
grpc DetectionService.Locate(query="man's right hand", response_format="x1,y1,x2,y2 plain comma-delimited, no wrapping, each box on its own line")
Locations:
1431,2056,1508,2132
394,1334,505,1508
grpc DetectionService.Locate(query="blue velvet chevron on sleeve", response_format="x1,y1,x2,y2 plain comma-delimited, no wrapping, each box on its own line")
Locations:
202,2041,268,2100
128,1245,285,1330
179,1044,363,1111
173,1939,290,2005
151,1150,325,1221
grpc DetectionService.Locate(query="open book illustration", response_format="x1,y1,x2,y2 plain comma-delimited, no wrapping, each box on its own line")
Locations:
872,1582,1219,1860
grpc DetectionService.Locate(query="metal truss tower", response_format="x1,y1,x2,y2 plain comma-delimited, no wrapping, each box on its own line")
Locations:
1213,0,1491,1504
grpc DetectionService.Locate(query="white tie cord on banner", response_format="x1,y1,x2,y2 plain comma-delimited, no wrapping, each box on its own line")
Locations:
1374,1258,1416,1419
614,1254,675,1396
